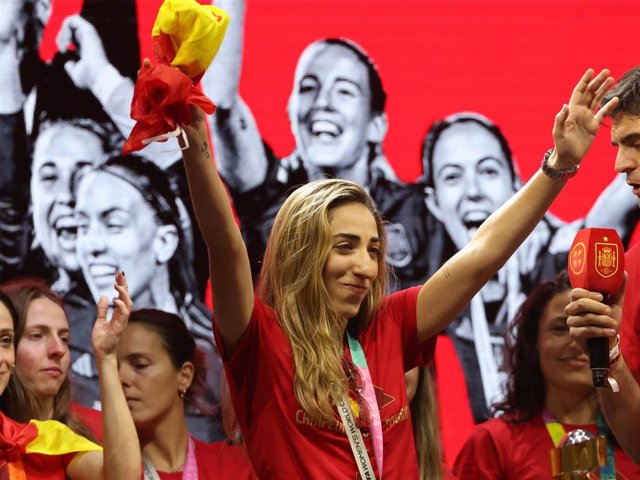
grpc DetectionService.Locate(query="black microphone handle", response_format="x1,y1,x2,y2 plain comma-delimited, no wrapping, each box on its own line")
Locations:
587,336,609,388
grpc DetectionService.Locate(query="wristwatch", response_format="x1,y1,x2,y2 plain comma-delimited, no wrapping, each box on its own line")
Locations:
541,148,579,180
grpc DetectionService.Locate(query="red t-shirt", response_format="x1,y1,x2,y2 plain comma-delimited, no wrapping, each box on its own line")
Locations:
150,440,256,480
69,402,103,443
621,243,640,381
215,286,436,479
453,416,640,479
0,412,91,480
20,452,77,479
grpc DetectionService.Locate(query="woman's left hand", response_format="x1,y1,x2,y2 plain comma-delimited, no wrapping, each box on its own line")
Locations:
552,68,618,168
92,271,132,362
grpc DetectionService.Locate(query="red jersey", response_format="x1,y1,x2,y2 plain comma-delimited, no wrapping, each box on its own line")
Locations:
70,402,103,443
151,440,256,480
215,286,436,479
453,416,640,479
0,411,100,479
19,452,76,480
621,243,640,382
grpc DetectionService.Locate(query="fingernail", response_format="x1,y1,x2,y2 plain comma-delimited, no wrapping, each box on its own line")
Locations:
122,271,126,277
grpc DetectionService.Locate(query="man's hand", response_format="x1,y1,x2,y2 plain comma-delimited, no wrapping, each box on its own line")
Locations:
566,273,626,354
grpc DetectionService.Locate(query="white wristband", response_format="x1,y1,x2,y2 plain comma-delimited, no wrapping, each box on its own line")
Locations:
609,334,621,366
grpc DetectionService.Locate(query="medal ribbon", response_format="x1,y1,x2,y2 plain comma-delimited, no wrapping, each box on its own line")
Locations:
542,409,616,479
347,333,383,479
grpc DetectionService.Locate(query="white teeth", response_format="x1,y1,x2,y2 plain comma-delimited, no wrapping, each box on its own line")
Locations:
54,215,76,229
89,265,118,277
310,120,340,136
54,215,78,245
462,211,489,223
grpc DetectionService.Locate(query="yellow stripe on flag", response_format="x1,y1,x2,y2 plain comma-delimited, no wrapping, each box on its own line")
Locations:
25,420,102,456
152,0,230,80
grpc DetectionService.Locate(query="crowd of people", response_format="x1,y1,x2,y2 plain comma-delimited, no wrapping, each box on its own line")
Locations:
1,0,640,479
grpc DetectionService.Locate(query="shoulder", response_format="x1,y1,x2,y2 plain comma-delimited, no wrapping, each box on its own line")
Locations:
379,287,422,316
468,417,512,440
215,295,285,364
454,416,548,480
370,287,422,338
464,416,542,449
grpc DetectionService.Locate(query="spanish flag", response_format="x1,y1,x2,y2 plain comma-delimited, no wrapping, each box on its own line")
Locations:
152,0,230,83
123,0,230,155
0,412,101,479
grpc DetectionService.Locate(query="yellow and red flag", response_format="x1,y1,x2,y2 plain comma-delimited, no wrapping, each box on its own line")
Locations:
0,413,101,479
123,0,230,155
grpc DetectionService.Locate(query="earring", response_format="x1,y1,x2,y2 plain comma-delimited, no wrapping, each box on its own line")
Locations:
179,388,186,399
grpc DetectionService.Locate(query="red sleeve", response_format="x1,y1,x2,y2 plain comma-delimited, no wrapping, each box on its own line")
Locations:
61,450,84,471
453,421,505,479
622,244,640,382
211,296,281,431
212,296,268,363
381,286,437,370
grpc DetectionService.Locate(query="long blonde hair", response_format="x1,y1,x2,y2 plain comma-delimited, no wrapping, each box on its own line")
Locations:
410,367,444,480
257,179,388,422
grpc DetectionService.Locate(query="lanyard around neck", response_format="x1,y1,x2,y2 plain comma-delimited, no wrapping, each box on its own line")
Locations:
142,435,198,480
542,409,616,479
344,332,383,479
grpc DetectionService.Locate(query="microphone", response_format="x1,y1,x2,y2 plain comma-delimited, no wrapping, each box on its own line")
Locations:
568,228,625,388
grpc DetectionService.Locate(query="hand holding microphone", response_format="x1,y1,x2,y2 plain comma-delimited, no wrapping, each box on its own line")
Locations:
567,228,625,389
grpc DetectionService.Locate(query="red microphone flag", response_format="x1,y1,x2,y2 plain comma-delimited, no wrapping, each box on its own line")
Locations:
568,228,624,294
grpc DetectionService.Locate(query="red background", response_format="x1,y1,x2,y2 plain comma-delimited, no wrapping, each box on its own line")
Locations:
39,0,640,462
41,0,640,227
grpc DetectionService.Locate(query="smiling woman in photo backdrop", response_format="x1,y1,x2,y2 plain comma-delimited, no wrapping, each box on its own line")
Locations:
72,155,223,442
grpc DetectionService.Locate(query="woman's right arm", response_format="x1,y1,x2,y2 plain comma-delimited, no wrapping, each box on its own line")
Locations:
181,105,254,354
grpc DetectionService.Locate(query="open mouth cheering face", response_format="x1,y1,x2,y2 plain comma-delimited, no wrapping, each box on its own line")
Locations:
428,121,516,250
31,123,103,273
289,43,377,173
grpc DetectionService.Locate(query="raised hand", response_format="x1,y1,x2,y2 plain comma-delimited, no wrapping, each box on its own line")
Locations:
91,271,132,362
552,68,619,168
56,14,109,90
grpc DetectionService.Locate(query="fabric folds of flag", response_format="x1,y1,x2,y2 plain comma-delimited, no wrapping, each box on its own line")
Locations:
0,412,101,479
122,0,230,155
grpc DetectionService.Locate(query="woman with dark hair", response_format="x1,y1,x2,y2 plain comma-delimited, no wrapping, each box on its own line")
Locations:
453,271,640,478
0,277,101,440
0,272,141,479
421,111,640,452
117,309,255,478
73,154,222,441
